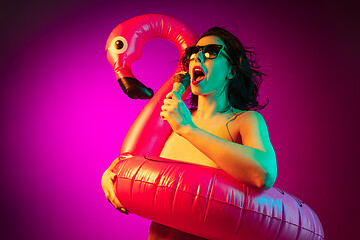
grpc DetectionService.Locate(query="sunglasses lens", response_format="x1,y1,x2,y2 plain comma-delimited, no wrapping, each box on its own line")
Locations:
187,46,200,60
186,44,224,60
203,45,222,59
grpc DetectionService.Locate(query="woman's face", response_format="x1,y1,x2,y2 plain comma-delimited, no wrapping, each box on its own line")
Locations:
189,36,233,97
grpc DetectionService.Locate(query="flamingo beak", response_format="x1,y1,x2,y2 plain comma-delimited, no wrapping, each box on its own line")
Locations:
117,77,154,99
112,58,154,99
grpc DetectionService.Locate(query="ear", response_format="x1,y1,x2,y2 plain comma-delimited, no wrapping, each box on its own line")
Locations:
227,66,236,79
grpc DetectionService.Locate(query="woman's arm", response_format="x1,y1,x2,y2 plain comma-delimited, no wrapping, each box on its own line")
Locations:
182,111,276,189
160,92,277,189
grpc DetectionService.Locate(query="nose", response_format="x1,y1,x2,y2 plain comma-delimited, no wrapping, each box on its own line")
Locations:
195,50,204,63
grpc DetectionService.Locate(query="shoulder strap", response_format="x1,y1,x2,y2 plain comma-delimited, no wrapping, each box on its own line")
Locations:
225,111,246,142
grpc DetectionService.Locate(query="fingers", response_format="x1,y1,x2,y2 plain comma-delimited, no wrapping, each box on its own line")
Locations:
119,207,129,215
160,101,178,120
103,174,123,208
163,98,172,106
162,98,181,108
102,170,129,215
165,91,181,100
105,190,117,207
109,171,117,182
165,91,174,99
160,111,168,121
161,97,178,120
106,189,129,214
161,91,187,123
111,194,123,209
161,103,172,111
111,195,129,214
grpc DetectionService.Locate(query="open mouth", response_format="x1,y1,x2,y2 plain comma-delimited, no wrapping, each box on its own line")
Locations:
192,66,205,84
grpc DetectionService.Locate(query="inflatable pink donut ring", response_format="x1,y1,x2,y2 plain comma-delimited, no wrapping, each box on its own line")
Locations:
105,14,324,240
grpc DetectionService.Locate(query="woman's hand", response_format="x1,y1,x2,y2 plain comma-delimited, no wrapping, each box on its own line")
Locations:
101,169,128,214
160,91,196,136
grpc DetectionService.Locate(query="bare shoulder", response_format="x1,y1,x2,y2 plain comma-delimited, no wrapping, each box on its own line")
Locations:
240,110,263,118
234,111,267,128
232,111,274,153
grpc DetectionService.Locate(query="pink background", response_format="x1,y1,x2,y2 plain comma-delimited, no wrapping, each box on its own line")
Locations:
1,0,359,239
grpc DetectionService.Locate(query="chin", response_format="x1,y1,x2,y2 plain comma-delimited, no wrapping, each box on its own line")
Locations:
190,85,201,95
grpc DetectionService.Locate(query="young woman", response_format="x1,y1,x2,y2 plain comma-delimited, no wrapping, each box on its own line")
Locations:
102,27,277,239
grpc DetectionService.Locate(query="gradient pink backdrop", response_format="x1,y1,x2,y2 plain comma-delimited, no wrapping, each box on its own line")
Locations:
1,0,359,239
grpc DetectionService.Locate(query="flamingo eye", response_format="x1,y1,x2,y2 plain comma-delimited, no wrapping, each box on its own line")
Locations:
115,40,124,50
110,36,128,54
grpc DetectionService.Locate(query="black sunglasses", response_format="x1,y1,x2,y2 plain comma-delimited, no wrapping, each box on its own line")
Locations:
185,44,234,64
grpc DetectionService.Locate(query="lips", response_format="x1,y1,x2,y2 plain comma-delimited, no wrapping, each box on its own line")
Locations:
192,66,205,84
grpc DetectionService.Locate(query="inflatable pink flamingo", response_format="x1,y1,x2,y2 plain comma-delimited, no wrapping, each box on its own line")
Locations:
105,14,197,99
105,14,324,240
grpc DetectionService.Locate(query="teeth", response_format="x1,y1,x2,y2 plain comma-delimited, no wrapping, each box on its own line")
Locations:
192,67,205,83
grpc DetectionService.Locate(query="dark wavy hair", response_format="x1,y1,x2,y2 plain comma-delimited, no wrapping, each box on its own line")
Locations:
181,27,268,111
